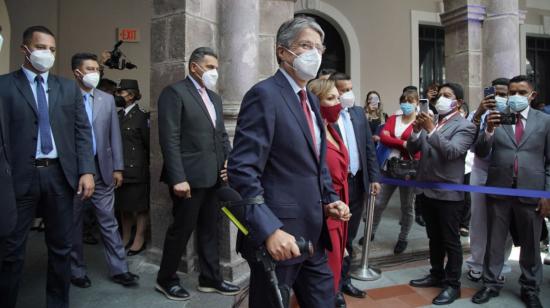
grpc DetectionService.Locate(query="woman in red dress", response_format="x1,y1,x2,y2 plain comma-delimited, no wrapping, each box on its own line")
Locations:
308,79,350,306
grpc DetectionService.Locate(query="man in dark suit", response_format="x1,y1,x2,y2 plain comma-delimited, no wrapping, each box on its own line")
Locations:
228,16,350,307
330,72,381,303
407,83,477,305
0,26,95,308
472,75,550,308
0,96,16,264
157,47,239,300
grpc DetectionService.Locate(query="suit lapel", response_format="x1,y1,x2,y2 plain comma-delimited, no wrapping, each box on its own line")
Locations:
47,75,60,122
518,109,537,148
275,71,317,157
13,70,38,117
437,114,459,136
184,77,214,129
502,125,517,146
92,91,101,123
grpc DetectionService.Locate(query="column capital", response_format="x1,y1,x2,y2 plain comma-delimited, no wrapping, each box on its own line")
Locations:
440,4,486,28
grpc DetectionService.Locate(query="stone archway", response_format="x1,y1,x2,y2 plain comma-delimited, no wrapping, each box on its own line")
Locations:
295,1,362,104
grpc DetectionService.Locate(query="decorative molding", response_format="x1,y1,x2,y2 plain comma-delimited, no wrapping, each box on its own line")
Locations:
519,10,527,25
410,10,441,89
544,16,550,35
526,0,550,11
440,4,486,27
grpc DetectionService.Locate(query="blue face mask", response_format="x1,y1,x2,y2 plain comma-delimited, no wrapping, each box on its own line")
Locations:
400,102,415,115
495,96,508,113
508,94,529,112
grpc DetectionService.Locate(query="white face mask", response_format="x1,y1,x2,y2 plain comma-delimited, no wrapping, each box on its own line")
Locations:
435,96,456,115
194,63,219,90
0,34,4,52
340,91,355,108
81,72,100,89
286,48,322,81
25,46,55,72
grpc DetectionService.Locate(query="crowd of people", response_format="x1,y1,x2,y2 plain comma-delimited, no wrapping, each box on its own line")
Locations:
1,15,550,308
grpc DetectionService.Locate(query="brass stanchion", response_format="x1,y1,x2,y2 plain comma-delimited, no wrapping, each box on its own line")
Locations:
350,192,381,281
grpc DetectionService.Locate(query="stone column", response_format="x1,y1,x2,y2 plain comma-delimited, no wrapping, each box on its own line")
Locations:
440,0,485,106
217,0,260,283
482,0,520,86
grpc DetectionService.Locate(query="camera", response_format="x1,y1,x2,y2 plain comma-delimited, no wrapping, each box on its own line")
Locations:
104,41,137,70
499,112,516,125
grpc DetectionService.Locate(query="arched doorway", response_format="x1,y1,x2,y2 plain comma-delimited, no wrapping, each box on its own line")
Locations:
295,13,346,75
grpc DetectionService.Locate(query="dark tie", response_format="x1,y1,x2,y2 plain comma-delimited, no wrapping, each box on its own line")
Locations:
35,75,53,154
298,90,316,151
514,113,524,176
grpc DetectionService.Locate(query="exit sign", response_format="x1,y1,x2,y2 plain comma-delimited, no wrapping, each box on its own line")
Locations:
117,28,140,42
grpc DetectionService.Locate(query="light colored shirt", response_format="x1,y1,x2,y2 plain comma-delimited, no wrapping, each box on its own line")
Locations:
124,103,137,115
279,68,321,154
189,75,217,126
21,66,58,159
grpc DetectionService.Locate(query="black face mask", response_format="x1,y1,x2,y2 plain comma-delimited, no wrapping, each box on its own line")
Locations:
114,95,126,108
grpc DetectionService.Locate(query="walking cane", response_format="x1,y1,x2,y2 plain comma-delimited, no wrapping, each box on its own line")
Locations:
350,192,381,281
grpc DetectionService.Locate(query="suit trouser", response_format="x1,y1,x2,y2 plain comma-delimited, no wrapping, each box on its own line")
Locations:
483,196,543,292
420,194,463,288
372,173,414,241
157,185,222,284
71,162,128,278
340,170,365,287
247,249,334,308
0,163,74,308
465,165,513,274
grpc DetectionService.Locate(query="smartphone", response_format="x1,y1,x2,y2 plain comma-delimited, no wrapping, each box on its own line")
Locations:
484,86,495,98
419,98,429,114
499,112,517,125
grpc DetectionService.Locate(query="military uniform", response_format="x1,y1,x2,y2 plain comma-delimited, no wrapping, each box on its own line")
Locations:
115,103,150,212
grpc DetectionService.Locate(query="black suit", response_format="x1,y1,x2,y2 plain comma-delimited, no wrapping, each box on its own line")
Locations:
0,97,16,261
157,76,230,285
0,69,95,308
337,106,381,287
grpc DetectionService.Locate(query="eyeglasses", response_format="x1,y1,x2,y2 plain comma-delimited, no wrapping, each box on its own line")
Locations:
292,41,326,54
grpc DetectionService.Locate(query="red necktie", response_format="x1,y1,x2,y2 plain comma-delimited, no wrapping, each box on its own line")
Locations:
514,113,524,176
298,90,317,151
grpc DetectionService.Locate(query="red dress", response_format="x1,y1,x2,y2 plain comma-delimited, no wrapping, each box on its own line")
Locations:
324,124,350,292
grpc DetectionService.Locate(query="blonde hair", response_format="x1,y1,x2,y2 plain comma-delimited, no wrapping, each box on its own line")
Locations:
307,79,335,101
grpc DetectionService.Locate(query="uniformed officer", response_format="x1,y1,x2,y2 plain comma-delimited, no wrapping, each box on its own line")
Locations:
114,79,150,256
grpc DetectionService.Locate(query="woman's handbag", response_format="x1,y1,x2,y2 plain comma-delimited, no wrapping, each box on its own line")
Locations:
387,153,418,180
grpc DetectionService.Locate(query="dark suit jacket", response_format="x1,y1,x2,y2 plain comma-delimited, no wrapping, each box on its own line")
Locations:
228,70,339,264
347,106,381,189
0,97,16,237
119,104,149,183
158,76,231,188
475,108,550,204
0,69,95,197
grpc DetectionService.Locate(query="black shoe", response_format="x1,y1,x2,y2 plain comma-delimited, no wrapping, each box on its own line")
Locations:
197,280,241,296
432,286,460,305
394,240,408,255
335,292,346,308
409,275,444,288
520,290,543,308
471,287,499,304
155,282,190,301
341,280,366,298
71,275,91,288
415,215,426,227
112,272,139,287
83,232,99,245
357,234,374,246
127,242,147,256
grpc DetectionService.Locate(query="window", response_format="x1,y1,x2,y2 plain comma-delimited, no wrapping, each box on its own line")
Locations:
419,25,445,96
526,36,550,105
